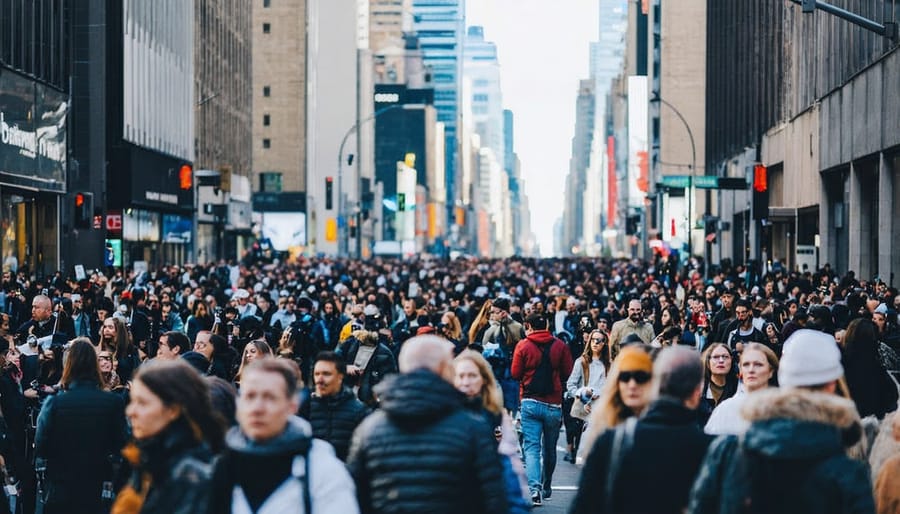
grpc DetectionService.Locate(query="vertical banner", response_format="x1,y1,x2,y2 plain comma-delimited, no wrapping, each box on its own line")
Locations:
627,76,648,209
607,136,617,228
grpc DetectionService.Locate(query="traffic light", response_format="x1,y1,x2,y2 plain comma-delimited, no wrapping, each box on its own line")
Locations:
325,177,334,210
74,192,93,229
752,164,768,221
179,164,192,190
705,216,718,244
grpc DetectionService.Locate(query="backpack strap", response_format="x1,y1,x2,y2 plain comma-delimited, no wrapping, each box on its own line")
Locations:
289,438,314,514
605,417,637,513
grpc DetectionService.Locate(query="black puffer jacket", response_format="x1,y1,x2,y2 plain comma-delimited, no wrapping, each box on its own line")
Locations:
346,369,508,514
308,387,369,461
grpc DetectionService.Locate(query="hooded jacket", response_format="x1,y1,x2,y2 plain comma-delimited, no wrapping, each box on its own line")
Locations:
209,416,359,514
510,330,573,405
307,386,369,461
689,388,875,514
346,369,509,514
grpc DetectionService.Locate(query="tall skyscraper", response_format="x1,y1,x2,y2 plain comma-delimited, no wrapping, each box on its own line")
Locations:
412,0,464,223
195,0,253,261
252,0,309,252
464,26,504,173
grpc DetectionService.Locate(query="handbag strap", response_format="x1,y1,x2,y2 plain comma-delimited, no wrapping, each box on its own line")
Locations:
605,416,637,513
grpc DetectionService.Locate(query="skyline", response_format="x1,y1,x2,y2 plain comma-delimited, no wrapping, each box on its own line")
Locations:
466,0,599,256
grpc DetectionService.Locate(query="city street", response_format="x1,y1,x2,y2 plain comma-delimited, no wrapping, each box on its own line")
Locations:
541,431,581,513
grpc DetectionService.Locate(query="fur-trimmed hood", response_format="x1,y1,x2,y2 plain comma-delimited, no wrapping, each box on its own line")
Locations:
739,388,863,460
741,388,861,428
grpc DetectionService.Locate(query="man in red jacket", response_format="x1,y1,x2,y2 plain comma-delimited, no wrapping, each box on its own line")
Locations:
511,313,574,507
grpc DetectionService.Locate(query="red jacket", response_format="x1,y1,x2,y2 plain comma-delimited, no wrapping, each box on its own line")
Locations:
510,330,573,405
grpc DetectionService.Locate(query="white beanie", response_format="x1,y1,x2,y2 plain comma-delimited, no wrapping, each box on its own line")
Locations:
778,329,844,388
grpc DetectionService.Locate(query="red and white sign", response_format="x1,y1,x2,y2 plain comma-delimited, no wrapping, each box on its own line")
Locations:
106,213,122,231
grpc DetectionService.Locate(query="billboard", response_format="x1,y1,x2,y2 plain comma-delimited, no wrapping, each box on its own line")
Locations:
261,212,307,251
0,69,67,191
627,76,648,209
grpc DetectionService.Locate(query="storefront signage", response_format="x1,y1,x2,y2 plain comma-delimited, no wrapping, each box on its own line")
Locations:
0,69,67,192
145,191,179,204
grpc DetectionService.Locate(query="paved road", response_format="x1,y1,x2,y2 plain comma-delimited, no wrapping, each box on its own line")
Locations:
532,431,582,513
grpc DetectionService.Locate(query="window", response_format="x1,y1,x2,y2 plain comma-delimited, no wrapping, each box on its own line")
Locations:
263,86,270,97
263,0,271,6
262,139,271,149
263,114,270,126
260,172,283,193
263,23,271,34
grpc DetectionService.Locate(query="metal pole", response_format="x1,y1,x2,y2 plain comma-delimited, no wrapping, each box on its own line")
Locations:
337,103,406,257
652,96,696,259
789,0,895,38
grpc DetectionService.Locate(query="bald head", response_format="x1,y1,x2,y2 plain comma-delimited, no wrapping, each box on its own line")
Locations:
627,299,643,322
31,295,53,322
398,335,454,375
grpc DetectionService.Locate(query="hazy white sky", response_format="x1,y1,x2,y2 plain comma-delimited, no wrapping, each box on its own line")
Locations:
466,0,599,256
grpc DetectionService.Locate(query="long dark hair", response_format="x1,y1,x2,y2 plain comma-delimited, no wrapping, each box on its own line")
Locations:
580,329,611,381
133,360,225,452
61,338,104,388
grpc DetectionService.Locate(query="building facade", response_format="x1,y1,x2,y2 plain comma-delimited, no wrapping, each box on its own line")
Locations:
0,0,70,276
252,0,309,256
707,0,900,280
194,0,253,263
106,0,196,269
412,0,464,236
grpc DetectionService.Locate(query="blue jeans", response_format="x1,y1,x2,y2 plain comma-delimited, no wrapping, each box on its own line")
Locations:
520,398,562,495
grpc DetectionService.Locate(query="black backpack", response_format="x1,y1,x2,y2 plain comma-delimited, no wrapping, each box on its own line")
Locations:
524,340,555,396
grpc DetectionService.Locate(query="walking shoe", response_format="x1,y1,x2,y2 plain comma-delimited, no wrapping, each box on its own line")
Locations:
531,491,542,507
542,487,552,500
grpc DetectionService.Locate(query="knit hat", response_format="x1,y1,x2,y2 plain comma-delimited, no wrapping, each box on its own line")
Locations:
779,329,844,388
615,346,653,373
493,297,510,312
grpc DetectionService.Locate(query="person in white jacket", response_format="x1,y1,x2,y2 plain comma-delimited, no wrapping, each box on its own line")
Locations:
209,358,360,514
704,343,779,436
565,329,611,461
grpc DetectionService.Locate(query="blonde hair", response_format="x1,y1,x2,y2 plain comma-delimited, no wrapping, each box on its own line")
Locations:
454,350,503,415
468,300,493,344
583,347,653,449
443,311,463,340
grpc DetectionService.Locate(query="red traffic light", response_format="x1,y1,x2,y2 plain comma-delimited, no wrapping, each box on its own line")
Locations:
753,164,767,192
179,164,193,190
75,193,85,207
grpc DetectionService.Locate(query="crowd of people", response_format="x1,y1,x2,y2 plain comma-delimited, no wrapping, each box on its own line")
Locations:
0,254,897,513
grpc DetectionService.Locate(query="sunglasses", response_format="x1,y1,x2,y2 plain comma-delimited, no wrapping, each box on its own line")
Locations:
618,371,652,384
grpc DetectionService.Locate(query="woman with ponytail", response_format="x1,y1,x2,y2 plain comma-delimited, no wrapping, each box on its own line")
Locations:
112,360,224,514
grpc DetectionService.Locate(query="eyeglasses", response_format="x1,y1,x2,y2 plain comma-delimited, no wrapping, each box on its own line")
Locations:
709,354,731,361
590,338,605,343
618,371,652,384
98,355,112,361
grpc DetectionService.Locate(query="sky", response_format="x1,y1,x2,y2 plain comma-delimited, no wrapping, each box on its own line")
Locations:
466,0,599,256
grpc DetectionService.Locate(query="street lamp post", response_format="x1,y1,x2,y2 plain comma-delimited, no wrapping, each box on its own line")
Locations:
651,95,697,261
337,103,414,257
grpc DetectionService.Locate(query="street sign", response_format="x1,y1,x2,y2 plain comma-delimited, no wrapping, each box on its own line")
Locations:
717,177,749,190
660,175,691,188
693,176,720,189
